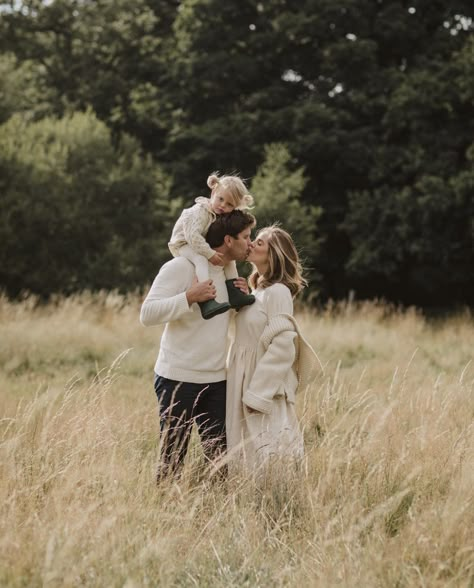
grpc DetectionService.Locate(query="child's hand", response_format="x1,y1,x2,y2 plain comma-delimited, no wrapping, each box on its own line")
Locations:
209,252,225,266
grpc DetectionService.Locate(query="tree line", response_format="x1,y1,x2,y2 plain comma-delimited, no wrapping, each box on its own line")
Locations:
0,0,472,306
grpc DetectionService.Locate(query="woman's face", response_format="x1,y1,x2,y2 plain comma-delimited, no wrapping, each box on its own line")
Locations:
248,231,270,271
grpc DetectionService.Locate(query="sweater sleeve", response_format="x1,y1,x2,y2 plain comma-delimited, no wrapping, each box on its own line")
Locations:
182,204,215,260
242,285,297,414
140,260,194,326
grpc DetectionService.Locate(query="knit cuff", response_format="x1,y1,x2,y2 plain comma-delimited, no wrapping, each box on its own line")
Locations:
177,291,193,313
242,391,273,414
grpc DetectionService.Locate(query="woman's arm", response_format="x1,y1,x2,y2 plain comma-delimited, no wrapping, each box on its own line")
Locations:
243,331,297,413
242,284,296,414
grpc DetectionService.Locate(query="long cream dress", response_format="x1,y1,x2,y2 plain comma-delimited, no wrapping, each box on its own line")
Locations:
226,283,304,469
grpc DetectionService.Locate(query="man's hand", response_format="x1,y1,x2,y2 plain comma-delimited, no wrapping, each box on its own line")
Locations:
233,277,250,294
209,252,225,266
186,277,216,305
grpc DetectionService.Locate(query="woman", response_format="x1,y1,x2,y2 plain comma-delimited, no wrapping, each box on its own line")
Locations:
226,225,322,469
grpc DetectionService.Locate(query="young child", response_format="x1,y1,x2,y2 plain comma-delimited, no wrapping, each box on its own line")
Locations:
168,172,256,319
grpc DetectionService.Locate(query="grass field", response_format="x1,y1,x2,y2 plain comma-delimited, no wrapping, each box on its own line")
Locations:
1,293,473,587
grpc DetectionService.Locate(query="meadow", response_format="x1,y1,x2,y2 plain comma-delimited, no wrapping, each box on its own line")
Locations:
0,293,473,587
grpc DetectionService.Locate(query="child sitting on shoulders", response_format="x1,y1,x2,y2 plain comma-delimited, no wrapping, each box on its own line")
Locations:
168,172,255,319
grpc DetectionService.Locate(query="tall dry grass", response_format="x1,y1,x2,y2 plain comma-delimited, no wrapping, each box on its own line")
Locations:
1,293,473,587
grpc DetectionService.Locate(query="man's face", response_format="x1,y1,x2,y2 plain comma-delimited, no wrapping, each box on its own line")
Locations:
227,227,253,261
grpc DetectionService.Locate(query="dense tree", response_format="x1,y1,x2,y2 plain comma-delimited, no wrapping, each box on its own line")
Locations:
0,0,179,149
0,0,472,305
250,143,322,294
343,23,474,305
0,54,54,124
344,164,474,305
0,110,176,298
161,0,474,304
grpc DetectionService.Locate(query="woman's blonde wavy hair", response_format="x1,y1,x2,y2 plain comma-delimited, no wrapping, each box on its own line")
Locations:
207,172,254,210
249,225,307,299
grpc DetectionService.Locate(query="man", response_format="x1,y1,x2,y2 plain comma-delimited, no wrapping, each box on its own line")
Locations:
140,210,256,479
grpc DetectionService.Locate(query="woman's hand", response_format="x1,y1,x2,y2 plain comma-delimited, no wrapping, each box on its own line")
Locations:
233,277,250,294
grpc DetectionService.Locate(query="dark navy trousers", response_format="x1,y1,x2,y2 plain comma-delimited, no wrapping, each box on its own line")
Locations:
153,374,227,476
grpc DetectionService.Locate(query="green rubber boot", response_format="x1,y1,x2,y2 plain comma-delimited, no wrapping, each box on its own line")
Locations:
198,299,231,320
225,279,256,310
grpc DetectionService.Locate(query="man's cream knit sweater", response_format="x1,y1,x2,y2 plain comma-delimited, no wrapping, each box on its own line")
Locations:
140,257,230,383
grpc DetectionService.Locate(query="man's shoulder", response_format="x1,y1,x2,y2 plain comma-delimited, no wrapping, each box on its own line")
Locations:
161,257,195,272
157,257,195,282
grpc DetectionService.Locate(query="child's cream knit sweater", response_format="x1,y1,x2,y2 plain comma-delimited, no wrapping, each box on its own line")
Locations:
168,197,216,260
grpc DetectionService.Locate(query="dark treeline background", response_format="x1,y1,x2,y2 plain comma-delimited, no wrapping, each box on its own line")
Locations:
0,0,473,306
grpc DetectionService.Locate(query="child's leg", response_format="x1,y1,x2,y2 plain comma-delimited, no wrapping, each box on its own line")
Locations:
178,245,209,282
178,246,231,320
224,260,238,280
224,261,255,309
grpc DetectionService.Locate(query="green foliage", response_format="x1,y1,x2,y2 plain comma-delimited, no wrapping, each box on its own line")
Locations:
0,0,473,305
343,25,474,305
250,144,322,291
0,0,178,150
0,110,176,297
0,54,54,124
345,141,474,305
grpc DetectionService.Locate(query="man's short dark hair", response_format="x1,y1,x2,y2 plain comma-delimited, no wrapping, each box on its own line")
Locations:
206,210,256,248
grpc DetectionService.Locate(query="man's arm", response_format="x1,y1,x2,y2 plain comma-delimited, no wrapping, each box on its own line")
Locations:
140,260,217,326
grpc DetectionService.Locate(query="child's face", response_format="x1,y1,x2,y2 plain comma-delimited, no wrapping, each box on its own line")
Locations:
210,189,236,215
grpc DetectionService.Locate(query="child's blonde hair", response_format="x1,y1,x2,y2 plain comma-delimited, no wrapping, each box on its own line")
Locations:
207,172,254,210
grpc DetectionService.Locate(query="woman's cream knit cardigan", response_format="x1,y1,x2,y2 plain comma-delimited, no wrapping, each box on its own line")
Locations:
242,313,324,414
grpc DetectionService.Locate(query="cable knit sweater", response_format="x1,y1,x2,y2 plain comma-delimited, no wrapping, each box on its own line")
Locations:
168,197,216,260
140,257,230,383
242,312,324,414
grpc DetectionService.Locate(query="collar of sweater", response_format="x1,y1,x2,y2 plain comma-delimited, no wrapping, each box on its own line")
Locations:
194,196,216,216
